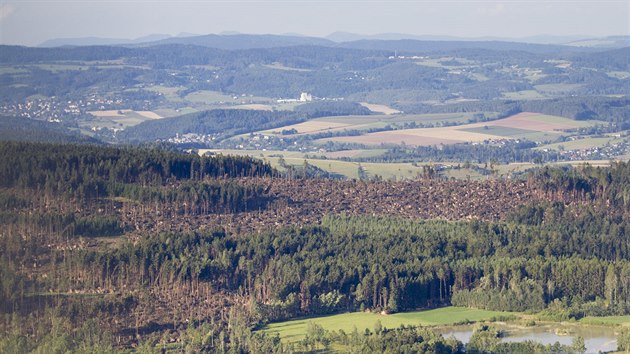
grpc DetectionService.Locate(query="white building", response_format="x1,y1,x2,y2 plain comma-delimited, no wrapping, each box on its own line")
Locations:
300,92,313,102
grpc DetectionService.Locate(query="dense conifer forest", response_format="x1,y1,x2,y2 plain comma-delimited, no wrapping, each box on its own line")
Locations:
0,141,628,352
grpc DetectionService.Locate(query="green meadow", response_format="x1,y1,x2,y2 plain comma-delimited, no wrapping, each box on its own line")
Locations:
260,307,517,343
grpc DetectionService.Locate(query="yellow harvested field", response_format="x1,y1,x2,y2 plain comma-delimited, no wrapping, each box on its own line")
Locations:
135,111,163,119
359,102,401,115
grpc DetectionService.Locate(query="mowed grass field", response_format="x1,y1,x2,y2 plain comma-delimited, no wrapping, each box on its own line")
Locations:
318,112,600,147
260,307,518,343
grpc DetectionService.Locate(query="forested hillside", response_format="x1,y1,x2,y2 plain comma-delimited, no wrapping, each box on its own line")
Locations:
1,142,628,352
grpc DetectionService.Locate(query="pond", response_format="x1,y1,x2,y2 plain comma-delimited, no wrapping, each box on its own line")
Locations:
439,323,619,354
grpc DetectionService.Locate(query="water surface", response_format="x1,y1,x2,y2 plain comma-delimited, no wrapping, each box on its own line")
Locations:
439,323,618,354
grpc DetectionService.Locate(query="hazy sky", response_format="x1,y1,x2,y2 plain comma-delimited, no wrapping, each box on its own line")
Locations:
0,0,628,46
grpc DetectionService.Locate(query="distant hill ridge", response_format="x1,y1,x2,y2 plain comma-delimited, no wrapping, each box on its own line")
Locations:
133,33,334,50
36,32,629,51
39,34,173,47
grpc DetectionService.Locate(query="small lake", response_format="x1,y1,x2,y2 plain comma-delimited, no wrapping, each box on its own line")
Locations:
439,323,618,354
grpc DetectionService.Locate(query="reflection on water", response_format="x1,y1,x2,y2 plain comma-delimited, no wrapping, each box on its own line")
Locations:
439,323,618,354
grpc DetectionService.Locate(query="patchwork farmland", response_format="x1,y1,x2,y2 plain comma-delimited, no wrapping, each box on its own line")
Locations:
317,112,600,147
258,112,492,136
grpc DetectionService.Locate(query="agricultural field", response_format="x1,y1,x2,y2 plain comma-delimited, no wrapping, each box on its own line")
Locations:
267,120,354,134
260,307,518,343
359,102,401,115
461,126,538,137
259,112,490,137
322,130,466,146
318,112,600,147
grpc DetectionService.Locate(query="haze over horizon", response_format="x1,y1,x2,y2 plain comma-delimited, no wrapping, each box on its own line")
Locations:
0,0,628,46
